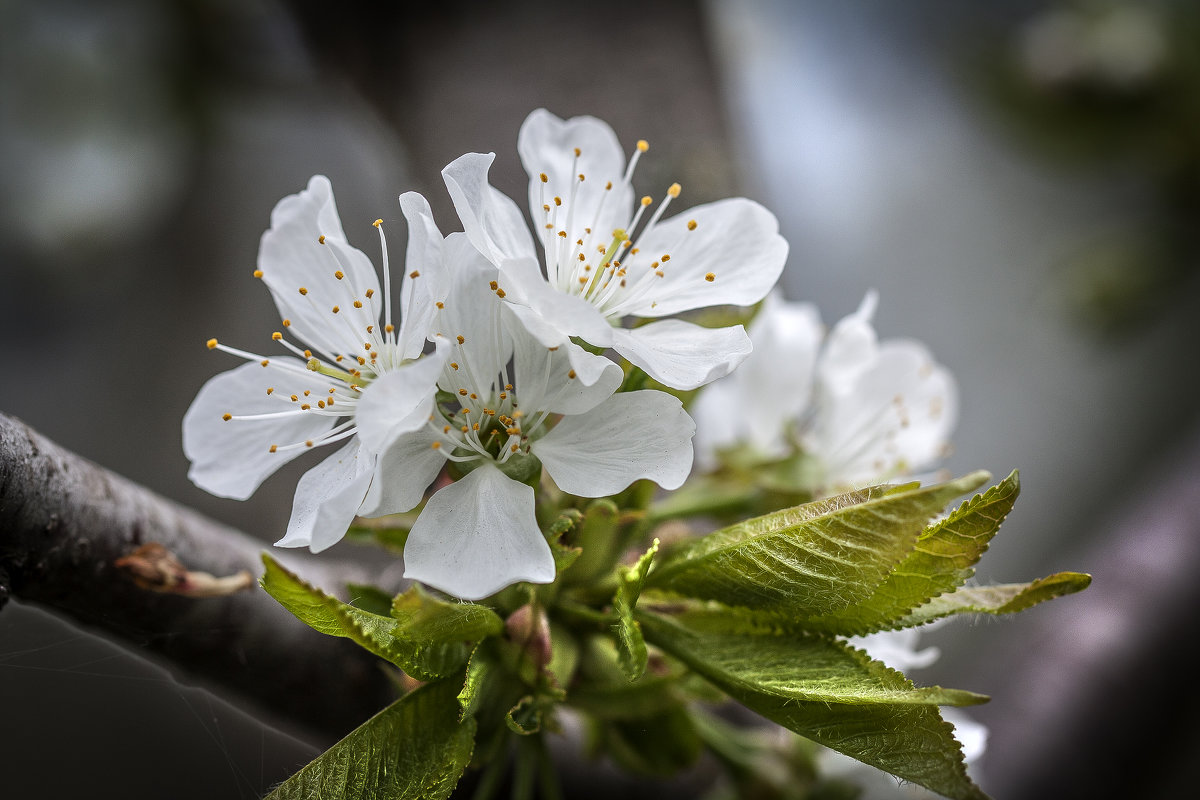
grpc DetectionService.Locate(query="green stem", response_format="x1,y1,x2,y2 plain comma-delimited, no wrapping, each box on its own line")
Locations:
554,601,612,629
511,735,539,800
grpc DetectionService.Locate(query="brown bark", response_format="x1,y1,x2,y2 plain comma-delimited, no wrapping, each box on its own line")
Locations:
0,410,397,742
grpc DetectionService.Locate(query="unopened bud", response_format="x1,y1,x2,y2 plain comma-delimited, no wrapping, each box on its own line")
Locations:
506,603,552,671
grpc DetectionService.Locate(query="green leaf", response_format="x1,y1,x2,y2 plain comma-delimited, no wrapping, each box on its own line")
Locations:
612,539,659,681
803,472,1022,635
640,611,989,800
260,555,501,681
892,572,1093,628
265,678,475,800
647,473,991,616
506,695,542,735
346,582,396,617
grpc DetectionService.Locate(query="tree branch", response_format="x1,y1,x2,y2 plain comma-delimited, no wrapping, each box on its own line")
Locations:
0,410,397,742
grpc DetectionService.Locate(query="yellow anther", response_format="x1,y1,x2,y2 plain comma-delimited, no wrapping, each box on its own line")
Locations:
568,370,577,379
268,445,278,453
619,279,627,287
511,444,519,452
331,305,340,313
206,338,218,349
668,183,681,198
655,270,665,278
300,403,311,410
222,413,232,421
326,397,334,406
578,276,588,284
318,400,326,408
456,335,465,344
385,323,395,332
489,280,498,290
304,350,312,358
357,356,366,365
450,362,459,370
364,342,372,350
540,173,548,183
298,287,308,296
496,288,506,298
637,139,649,152
469,392,477,400
661,254,671,262
318,235,326,244
578,173,585,181
499,392,507,399
373,219,383,227
578,253,587,262
543,204,551,212
253,269,264,278
334,270,344,280
687,219,697,231
366,324,374,332
554,196,562,206
558,230,567,238
290,394,298,401
605,181,613,190
459,389,468,396
573,147,581,157
461,425,469,433
365,289,375,298
434,302,443,310
443,425,451,433
272,331,283,341
641,196,652,207
303,390,311,396
431,442,442,449
472,423,480,431
505,384,514,391
304,440,314,447
705,272,716,282
267,387,274,395
282,318,291,327
328,387,335,393
260,359,270,367
409,270,420,279
353,300,363,308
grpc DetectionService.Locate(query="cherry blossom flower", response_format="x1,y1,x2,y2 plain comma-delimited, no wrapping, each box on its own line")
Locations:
693,290,958,491
388,259,696,600
440,109,789,390
183,176,460,552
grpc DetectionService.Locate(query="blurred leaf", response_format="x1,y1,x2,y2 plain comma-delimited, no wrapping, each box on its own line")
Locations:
612,539,659,680
892,572,1093,628
345,582,395,617
646,473,991,615
562,499,621,585
589,704,702,778
265,678,475,800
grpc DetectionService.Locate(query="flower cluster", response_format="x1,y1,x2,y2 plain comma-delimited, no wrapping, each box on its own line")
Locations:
184,110,785,600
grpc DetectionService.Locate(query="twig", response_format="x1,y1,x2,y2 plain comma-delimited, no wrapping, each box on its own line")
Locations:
0,410,398,742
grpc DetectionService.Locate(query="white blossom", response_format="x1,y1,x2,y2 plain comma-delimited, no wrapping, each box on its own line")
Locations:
183,177,452,552
440,109,789,390
693,290,958,491
389,258,696,600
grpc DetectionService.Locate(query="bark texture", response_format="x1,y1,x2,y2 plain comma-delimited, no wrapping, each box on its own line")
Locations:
0,410,396,741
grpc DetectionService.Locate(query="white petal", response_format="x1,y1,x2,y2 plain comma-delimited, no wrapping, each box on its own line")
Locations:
403,464,555,600
508,310,622,414
359,425,446,517
607,198,787,318
942,709,989,764
611,320,753,391
275,440,374,553
353,347,446,453
442,152,537,266
396,191,446,360
436,256,512,385
183,360,337,499
850,629,941,671
497,256,615,346
533,390,695,496
517,109,634,247
692,293,824,465
258,176,382,359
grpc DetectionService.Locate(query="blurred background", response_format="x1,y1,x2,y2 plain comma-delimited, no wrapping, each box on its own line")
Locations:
3,0,1199,797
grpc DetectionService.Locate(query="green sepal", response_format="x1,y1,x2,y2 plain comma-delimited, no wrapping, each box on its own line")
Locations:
891,571,1093,628
639,610,988,800
802,471,1022,635
647,473,991,616
506,695,542,735
612,539,659,681
560,499,622,585
260,555,500,681
264,678,476,800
